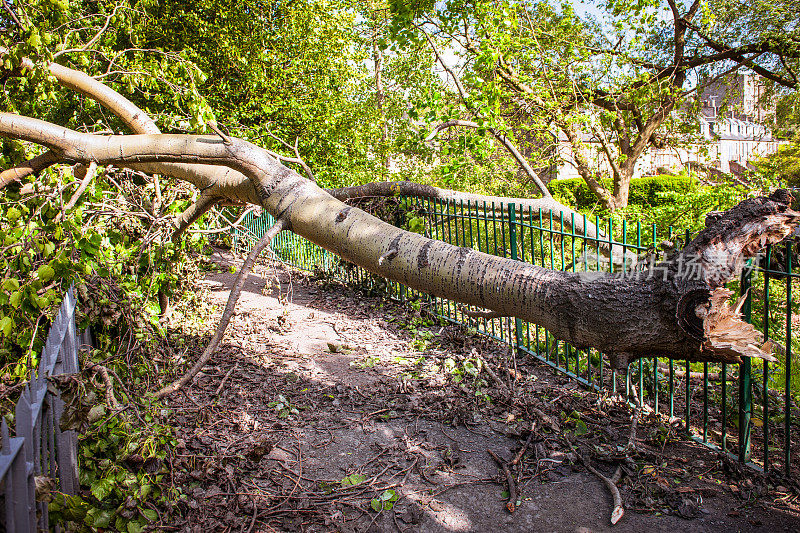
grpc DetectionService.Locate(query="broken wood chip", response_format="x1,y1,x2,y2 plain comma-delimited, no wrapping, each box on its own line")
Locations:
698,288,778,363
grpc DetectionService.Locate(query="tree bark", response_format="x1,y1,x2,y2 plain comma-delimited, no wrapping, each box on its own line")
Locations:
2,112,794,369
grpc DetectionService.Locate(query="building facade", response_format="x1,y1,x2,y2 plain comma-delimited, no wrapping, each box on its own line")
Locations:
554,73,786,180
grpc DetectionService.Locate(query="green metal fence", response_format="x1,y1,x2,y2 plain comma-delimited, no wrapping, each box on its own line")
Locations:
231,196,799,476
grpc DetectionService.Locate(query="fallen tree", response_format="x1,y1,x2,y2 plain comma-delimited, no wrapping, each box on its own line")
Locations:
1,67,795,392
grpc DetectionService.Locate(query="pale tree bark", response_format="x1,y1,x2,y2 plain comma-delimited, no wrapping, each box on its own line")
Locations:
2,110,794,372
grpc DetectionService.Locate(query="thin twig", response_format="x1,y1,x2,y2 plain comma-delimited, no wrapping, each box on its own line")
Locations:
214,362,239,397
474,354,507,391
58,162,98,219
243,500,258,533
510,422,536,467
208,121,232,145
580,455,624,525
88,363,120,409
155,217,286,399
488,450,517,513
626,386,642,453
2,0,21,27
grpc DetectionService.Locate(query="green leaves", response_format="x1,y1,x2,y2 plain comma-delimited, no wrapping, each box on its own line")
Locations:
6,206,21,222
370,489,399,512
340,473,367,487
37,264,55,282
85,507,115,528
0,316,14,337
90,477,115,501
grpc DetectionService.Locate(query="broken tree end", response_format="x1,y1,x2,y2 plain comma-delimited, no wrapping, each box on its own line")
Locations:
697,288,778,365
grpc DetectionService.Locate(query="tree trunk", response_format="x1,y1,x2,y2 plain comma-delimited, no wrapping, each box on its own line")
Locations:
2,113,794,370
612,167,633,209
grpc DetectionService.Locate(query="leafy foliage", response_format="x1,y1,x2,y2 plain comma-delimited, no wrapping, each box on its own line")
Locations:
548,175,698,212
753,136,800,191
387,0,800,209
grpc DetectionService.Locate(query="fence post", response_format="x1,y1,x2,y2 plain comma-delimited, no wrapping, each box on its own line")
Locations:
738,267,753,463
508,203,523,353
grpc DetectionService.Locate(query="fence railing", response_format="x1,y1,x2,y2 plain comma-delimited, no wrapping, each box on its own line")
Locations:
232,196,799,477
1,285,86,531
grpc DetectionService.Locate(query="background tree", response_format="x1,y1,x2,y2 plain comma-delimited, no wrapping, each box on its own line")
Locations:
389,0,800,211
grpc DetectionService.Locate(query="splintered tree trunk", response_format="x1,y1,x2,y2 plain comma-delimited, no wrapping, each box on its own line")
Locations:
1,113,796,369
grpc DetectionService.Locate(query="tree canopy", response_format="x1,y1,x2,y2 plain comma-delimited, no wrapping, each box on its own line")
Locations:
387,0,800,209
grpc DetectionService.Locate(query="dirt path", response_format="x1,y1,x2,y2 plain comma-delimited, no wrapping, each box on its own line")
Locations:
161,249,800,532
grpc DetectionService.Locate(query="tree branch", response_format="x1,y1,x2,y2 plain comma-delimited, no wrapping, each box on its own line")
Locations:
416,26,552,198
0,151,59,189
681,19,800,88
60,162,98,214
1,0,21,28
155,217,288,398
2,112,793,369
558,120,617,209
425,119,552,198
171,193,220,241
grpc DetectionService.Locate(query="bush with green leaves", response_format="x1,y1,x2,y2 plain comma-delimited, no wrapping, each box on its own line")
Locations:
547,175,697,212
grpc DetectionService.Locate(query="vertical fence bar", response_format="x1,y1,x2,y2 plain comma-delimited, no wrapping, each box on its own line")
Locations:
491,203,500,340
508,204,522,354
445,201,455,322
703,361,709,443
739,267,753,463
785,244,793,476
539,209,547,357
762,245,771,469
531,209,541,355
722,362,728,452
685,358,691,436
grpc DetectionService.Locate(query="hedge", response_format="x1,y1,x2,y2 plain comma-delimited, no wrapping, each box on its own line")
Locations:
547,175,697,210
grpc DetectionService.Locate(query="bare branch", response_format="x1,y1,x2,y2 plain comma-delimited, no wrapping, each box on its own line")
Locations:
208,120,233,145
155,217,287,398
424,119,481,143
2,0,21,28
580,456,624,525
60,162,98,214
415,23,553,198
426,119,550,195
0,151,60,189
262,127,315,182
171,193,219,241
328,180,641,265
2,111,793,369
10,60,258,208
682,19,800,88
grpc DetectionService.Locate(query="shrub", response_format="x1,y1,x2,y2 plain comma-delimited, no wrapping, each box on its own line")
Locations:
547,175,697,210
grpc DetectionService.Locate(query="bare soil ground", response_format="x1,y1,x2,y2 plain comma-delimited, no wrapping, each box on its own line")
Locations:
160,248,800,532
